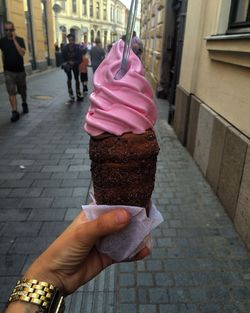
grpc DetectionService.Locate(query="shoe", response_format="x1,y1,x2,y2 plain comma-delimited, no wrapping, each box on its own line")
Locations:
83,85,88,92
11,111,20,122
68,88,74,100
77,91,83,101
22,102,29,114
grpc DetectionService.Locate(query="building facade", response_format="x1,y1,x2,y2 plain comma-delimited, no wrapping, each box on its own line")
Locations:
0,0,55,81
173,0,250,249
52,0,127,48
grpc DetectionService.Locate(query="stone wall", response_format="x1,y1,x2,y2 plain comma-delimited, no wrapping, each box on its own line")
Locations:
174,85,250,250
141,0,166,91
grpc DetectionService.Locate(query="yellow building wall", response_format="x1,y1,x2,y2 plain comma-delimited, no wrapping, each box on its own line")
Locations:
54,0,126,47
0,0,55,74
47,2,56,62
179,0,250,138
5,0,29,65
31,1,45,62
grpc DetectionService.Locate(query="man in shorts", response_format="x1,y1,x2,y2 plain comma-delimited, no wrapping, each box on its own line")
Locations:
0,21,29,122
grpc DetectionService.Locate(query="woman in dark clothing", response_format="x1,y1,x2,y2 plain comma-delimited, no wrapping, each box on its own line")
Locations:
90,37,105,73
62,34,83,101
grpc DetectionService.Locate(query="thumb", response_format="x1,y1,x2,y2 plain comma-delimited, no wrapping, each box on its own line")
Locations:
77,208,131,246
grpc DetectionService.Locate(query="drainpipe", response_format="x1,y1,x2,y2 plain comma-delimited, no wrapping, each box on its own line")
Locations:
42,0,50,65
27,0,36,69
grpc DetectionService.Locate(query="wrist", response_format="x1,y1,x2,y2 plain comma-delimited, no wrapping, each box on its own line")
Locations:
24,260,64,295
7,278,65,313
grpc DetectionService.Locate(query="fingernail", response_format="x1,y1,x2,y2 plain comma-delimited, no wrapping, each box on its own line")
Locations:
115,210,128,225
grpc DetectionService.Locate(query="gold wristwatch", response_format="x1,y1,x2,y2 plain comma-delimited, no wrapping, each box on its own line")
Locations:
8,279,65,313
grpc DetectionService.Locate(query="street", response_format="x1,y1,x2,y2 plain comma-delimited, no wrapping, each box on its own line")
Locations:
0,68,250,312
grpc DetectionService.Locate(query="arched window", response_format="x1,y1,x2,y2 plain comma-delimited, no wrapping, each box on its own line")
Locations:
97,30,100,38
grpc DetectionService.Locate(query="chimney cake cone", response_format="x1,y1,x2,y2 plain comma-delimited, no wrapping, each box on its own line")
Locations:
84,40,160,214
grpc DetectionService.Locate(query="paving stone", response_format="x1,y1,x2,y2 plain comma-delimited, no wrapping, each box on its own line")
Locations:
0,179,33,188
149,288,168,303
51,172,79,179
168,288,191,303
0,254,26,275
137,287,148,303
119,304,137,313
137,273,154,286
199,303,222,313
41,187,73,197
0,221,42,237
64,208,82,221
32,179,62,187
8,187,43,197
119,273,135,286
155,272,174,286
159,304,178,313
52,197,84,208
9,236,55,254
139,304,157,313
28,208,66,221
20,197,53,209
146,259,163,271
39,221,69,237
119,288,136,303
230,286,250,301
22,172,52,180
0,208,31,221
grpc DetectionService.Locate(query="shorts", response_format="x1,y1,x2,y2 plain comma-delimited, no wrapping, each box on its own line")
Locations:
4,71,27,96
80,72,88,83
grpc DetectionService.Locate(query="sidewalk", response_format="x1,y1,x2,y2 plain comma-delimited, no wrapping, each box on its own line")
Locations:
0,69,250,313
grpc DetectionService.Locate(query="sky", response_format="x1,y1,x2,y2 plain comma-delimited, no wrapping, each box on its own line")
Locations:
120,0,131,9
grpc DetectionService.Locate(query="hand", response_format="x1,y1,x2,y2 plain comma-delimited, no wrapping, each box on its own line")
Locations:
11,31,16,40
24,209,149,296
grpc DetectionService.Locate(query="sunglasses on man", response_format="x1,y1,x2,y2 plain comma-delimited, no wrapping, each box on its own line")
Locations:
5,28,15,32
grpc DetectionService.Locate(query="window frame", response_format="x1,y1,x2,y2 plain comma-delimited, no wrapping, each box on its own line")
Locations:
227,0,250,32
72,0,77,14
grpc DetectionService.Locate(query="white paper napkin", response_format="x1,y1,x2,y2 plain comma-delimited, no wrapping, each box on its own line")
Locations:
82,200,164,262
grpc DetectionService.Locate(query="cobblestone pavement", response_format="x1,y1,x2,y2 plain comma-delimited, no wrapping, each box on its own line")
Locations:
0,69,250,313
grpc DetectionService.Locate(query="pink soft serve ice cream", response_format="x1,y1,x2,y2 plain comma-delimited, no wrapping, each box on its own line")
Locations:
84,39,157,136
84,39,160,213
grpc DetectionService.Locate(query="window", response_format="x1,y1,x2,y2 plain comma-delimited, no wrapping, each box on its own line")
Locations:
90,0,93,17
228,0,250,32
110,6,113,21
72,0,77,14
82,0,87,15
60,1,65,11
96,1,100,19
103,1,107,20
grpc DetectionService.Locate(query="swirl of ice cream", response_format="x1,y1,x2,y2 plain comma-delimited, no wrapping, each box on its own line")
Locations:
84,40,157,137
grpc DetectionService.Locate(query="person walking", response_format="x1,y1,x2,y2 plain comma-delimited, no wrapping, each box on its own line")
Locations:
61,34,82,101
0,21,29,122
90,37,105,73
131,31,143,59
79,49,89,93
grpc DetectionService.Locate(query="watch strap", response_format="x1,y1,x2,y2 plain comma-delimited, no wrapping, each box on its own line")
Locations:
8,279,65,313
